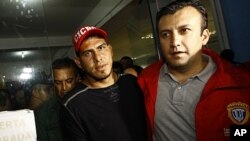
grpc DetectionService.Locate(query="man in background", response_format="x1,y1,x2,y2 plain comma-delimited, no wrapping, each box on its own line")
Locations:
34,57,80,141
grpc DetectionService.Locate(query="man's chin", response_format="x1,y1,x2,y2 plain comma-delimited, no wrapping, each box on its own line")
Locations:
93,75,109,81
92,71,112,81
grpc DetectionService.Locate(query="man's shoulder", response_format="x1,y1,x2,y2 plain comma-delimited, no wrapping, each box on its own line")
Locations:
119,73,137,80
114,74,136,86
140,60,164,77
35,96,58,111
203,48,250,87
62,83,88,105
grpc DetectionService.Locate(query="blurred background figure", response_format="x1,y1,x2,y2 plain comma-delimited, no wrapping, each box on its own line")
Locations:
0,89,13,111
220,49,235,64
124,64,143,77
119,56,134,70
112,61,124,75
14,87,29,110
119,56,143,77
29,83,53,110
220,49,250,70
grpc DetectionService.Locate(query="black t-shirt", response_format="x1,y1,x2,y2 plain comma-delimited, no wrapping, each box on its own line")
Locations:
60,74,147,141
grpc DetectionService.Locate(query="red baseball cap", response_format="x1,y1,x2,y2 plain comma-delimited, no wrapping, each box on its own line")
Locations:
72,26,107,53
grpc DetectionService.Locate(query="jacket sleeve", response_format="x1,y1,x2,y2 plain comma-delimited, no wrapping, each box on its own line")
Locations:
59,105,88,141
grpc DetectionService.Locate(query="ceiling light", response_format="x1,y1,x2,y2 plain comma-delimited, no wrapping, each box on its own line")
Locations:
20,73,32,80
21,51,25,58
23,67,32,73
15,51,30,58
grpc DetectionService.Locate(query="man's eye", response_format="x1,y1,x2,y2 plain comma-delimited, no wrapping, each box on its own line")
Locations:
97,44,107,50
180,28,189,34
82,51,92,57
161,32,170,38
66,78,73,83
54,81,61,85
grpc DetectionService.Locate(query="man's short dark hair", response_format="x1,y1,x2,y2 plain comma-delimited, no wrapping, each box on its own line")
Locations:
156,0,208,35
120,56,134,69
52,57,79,77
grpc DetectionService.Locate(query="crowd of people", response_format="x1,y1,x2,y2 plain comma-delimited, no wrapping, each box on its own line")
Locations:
0,0,250,141
113,56,143,77
0,75,53,111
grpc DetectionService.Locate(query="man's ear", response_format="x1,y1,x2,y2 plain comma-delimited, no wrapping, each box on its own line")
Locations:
202,28,210,46
74,57,82,69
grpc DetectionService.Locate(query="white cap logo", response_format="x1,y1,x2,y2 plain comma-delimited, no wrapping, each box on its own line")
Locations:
74,26,96,44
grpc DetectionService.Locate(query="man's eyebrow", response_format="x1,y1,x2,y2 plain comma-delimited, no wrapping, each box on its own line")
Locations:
96,42,107,48
80,43,106,53
159,29,171,33
178,24,190,29
79,49,93,55
54,77,74,82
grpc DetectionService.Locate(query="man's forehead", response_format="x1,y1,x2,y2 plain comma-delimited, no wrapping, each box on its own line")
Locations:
53,68,75,78
53,67,74,72
79,37,106,50
159,7,202,29
54,75,75,82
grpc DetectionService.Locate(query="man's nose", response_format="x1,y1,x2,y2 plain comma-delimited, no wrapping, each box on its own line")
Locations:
170,32,181,48
62,82,67,91
93,51,103,62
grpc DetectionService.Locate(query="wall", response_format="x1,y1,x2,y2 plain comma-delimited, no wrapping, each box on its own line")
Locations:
220,0,250,63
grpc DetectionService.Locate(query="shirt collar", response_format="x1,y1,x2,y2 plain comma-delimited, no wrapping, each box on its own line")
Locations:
161,54,216,83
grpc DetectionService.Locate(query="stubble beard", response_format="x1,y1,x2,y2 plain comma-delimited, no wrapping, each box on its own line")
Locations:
89,69,113,81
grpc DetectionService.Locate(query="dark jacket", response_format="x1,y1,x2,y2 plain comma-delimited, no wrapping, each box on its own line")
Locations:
60,74,148,141
34,95,63,141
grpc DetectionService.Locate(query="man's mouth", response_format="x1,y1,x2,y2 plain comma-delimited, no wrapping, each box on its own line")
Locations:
96,64,106,71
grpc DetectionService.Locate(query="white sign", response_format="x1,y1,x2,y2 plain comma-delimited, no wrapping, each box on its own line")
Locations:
0,109,37,141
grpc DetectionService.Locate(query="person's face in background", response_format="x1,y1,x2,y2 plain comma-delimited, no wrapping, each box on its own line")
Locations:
158,6,210,69
29,84,53,109
75,36,113,81
53,67,78,98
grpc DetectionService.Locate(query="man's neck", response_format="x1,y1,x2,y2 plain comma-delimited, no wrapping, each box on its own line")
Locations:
83,72,118,89
168,56,208,84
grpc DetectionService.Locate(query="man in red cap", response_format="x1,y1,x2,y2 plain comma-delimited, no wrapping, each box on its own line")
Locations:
60,26,148,141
